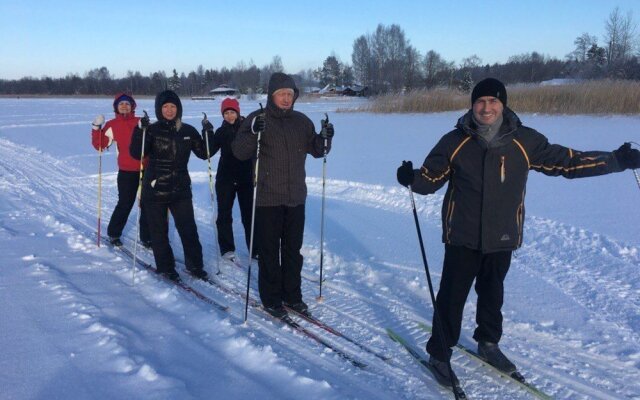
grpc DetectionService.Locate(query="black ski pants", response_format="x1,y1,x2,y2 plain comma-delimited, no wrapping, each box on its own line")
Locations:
215,179,253,255
107,170,149,242
144,197,204,274
427,245,512,361
255,204,305,308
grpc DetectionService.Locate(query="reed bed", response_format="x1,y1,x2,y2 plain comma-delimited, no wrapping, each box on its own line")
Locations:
354,80,640,114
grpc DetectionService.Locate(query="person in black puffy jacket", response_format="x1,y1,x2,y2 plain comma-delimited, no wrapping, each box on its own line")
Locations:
130,90,209,282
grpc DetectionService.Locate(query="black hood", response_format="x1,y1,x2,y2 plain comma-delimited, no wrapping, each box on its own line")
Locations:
266,72,299,114
155,90,183,121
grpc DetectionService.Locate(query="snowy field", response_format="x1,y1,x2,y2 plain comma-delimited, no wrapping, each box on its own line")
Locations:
0,97,639,399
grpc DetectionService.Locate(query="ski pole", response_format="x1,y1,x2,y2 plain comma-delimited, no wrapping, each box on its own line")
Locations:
97,139,103,247
202,112,221,273
631,142,640,191
407,184,460,399
132,110,149,285
317,113,329,302
244,103,264,323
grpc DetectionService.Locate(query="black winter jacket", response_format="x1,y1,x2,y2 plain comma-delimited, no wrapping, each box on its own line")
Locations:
411,108,623,253
130,91,208,203
207,118,252,184
232,73,330,207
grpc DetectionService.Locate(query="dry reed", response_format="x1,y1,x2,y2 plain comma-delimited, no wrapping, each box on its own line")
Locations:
355,80,640,114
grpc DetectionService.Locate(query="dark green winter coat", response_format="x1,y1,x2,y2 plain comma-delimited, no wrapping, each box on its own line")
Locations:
410,108,622,253
231,72,330,207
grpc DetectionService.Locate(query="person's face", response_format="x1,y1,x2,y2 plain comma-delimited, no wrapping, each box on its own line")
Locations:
272,89,294,110
161,103,178,120
117,101,132,115
472,96,503,126
223,109,238,124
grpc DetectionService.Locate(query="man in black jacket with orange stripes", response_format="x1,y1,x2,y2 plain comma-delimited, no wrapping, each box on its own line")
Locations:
396,78,640,387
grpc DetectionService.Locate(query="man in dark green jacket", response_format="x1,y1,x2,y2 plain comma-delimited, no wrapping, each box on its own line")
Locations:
396,78,640,387
232,72,334,319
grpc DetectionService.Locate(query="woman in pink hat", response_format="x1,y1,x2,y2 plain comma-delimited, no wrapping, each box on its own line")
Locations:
203,98,255,262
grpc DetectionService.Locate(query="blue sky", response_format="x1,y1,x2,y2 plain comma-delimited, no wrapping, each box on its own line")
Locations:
1,0,639,80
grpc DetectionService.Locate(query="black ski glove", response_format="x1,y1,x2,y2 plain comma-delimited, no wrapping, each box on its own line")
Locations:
614,142,640,170
201,120,214,142
251,113,265,134
138,113,150,130
202,119,214,133
321,122,334,139
396,160,414,187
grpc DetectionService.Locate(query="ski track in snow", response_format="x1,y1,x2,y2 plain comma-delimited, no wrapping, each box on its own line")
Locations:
1,136,639,399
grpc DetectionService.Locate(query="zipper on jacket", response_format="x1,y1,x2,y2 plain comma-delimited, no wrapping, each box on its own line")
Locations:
500,155,506,183
516,195,524,247
445,194,455,242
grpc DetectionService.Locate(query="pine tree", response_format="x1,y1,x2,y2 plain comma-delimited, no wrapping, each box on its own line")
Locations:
459,72,473,93
168,69,181,91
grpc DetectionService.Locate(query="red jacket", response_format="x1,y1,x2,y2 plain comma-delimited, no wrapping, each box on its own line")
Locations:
92,113,146,171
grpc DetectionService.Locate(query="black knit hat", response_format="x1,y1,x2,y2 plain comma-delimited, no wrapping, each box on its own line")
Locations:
471,78,507,106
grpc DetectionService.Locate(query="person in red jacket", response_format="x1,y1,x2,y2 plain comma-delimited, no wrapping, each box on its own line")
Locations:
91,93,150,247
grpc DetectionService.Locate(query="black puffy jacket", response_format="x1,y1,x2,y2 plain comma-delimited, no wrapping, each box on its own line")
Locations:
207,118,252,184
130,90,208,203
411,108,622,253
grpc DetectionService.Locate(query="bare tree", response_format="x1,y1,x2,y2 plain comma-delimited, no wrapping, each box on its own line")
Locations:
404,46,422,90
423,50,449,88
604,7,637,65
461,55,482,69
569,33,598,62
352,35,372,86
384,24,409,91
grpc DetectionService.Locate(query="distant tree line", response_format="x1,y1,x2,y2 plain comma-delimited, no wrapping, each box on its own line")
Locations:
0,56,317,97
344,7,640,94
2,7,640,96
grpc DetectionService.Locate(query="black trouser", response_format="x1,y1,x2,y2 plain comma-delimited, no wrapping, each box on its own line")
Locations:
144,197,204,274
255,204,305,308
215,179,253,255
427,245,512,361
107,170,149,242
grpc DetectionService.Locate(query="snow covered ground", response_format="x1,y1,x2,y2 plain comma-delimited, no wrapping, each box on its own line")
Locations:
0,97,639,399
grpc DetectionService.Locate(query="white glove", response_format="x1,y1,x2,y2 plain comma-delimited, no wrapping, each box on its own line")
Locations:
92,114,105,129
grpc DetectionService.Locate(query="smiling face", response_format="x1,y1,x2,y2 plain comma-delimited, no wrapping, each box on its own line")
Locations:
472,96,504,126
272,88,294,110
223,109,238,124
117,101,132,115
161,103,178,121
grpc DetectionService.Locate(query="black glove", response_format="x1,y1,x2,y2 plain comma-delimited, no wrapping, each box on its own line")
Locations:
201,120,214,141
202,119,214,133
396,160,414,187
138,113,150,130
251,113,265,134
321,122,334,139
614,142,640,170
